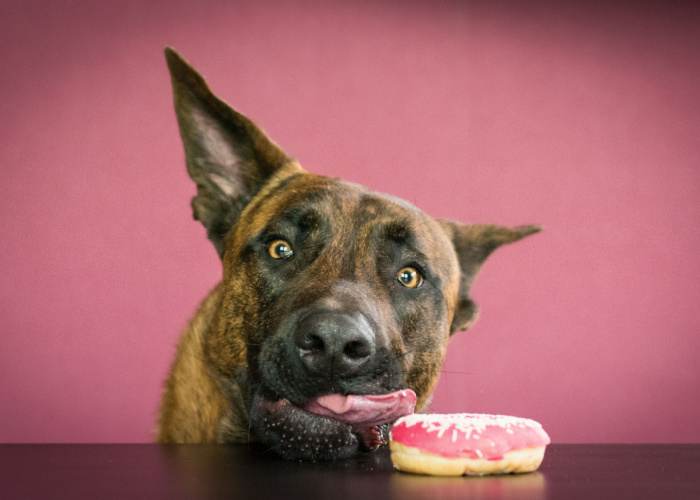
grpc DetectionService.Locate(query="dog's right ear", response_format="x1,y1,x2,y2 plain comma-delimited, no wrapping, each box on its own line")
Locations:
165,47,301,257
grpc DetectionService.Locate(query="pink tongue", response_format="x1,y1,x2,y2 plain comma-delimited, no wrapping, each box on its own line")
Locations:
302,389,416,427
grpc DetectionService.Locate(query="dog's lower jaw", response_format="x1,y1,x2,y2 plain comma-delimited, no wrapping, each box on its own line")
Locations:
248,394,391,461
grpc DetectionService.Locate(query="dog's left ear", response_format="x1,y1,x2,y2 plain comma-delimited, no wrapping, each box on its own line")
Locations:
439,222,542,334
165,47,300,257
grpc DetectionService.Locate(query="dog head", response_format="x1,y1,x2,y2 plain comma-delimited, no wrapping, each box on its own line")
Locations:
165,48,540,460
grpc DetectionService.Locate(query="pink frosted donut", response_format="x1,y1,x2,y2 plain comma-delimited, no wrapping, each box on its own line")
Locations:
389,413,550,476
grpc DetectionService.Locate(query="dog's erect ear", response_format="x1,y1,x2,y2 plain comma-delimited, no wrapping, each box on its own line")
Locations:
439,222,542,334
165,47,299,256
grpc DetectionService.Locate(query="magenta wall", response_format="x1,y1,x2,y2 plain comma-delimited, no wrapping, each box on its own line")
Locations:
1,0,698,443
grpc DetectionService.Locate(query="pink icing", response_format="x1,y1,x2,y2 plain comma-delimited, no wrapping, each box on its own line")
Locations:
303,389,417,427
390,413,550,460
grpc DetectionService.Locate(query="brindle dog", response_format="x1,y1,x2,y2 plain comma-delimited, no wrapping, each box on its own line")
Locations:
156,48,540,461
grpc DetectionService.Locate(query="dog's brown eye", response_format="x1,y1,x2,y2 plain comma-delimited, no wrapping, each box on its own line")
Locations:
268,239,293,259
397,267,422,288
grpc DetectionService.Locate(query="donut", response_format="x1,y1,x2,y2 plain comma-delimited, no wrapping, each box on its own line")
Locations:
389,413,550,476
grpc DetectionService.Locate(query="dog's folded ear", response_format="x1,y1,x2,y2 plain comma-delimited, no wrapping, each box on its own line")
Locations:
165,47,300,256
439,222,542,334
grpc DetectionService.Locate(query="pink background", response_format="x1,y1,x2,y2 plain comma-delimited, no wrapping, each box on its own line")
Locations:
1,0,698,443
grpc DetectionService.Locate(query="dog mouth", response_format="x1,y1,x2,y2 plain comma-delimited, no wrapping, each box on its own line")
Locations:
248,389,416,461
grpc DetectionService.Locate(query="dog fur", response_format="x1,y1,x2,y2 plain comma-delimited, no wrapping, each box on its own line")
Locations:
156,48,540,461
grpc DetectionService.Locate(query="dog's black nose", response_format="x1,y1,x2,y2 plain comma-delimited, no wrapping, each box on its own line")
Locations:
294,311,375,378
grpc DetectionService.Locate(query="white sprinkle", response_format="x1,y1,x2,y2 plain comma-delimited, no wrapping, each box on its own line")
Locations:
452,430,457,442
475,449,483,458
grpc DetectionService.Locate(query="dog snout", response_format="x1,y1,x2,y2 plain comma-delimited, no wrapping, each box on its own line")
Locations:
294,311,376,378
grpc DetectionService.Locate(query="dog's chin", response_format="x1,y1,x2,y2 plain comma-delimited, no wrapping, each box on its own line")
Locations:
248,393,386,461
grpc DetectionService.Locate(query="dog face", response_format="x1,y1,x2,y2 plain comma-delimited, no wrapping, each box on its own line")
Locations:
223,174,460,399
163,48,540,460
218,174,464,459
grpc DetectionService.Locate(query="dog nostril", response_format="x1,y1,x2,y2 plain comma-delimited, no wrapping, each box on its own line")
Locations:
309,334,324,353
300,333,325,354
343,340,371,360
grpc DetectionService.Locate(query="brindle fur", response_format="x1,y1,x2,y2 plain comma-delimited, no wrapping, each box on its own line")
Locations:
156,48,540,455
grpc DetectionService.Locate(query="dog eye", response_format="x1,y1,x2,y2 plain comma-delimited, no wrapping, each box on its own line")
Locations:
268,239,294,259
397,267,423,288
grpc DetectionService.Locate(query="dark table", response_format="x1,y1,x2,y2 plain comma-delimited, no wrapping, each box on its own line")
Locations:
1,444,698,499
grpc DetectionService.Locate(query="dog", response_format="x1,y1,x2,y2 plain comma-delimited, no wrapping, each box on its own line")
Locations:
156,47,540,461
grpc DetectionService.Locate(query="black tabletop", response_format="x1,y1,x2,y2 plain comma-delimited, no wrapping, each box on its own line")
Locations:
1,444,699,499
